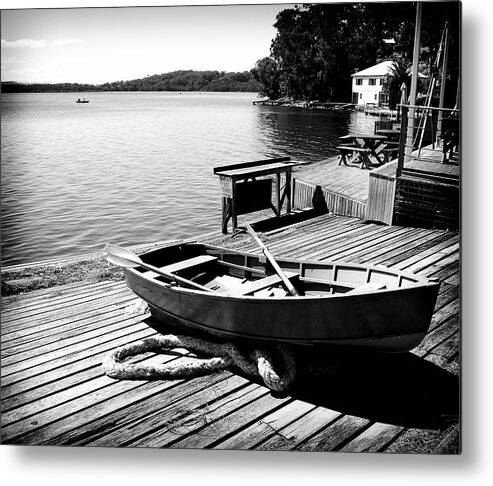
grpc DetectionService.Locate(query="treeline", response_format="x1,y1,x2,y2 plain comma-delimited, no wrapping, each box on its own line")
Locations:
1,70,260,93
1,82,97,93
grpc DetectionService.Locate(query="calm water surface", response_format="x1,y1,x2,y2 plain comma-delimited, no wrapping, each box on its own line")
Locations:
1,92,374,266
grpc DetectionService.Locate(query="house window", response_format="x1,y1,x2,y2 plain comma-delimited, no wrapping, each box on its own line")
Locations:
375,94,378,100
355,78,363,86
368,78,376,86
359,93,362,99
380,78,384,85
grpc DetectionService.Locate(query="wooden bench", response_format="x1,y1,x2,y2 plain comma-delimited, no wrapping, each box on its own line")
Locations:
336,145,372,169
382,146,400,163
346,282,387,295
143,255,218,279
229,271,299,297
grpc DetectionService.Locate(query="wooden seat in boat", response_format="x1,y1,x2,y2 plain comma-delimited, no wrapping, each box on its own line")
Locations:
346,282,387,295
229,271,299,297
143,255,218,279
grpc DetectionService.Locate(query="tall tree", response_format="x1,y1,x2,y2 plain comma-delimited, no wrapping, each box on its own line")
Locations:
250,57,281,99
263,2,459,103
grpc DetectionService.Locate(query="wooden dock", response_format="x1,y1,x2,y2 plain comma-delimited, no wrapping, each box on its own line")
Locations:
290,156,370,219
293,144,459,228
1,214,460,452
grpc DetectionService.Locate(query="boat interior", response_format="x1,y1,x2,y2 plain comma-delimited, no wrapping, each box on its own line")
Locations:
134,243,423,298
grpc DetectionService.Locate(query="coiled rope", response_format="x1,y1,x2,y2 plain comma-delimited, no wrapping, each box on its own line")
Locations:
102,334,297,392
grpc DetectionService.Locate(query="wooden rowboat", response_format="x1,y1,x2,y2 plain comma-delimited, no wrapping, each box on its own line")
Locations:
105,241,440,352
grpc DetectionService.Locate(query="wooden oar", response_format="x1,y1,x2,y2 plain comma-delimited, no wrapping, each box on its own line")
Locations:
102,243,212,292
244,221,300,296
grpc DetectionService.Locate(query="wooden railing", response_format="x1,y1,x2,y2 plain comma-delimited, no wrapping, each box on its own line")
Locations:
396,104,460,177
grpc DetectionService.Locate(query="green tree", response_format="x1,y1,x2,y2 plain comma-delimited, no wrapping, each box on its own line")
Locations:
265,2,459,103
250,57,281,99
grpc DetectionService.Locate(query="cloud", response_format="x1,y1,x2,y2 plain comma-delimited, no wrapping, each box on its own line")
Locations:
1,38,48,49
1,38,83,49
51,38,83,47
1,57,25,64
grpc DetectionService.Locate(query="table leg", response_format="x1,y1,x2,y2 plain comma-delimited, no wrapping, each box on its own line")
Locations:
231,183,237,232
368,142,385,165
360,152,372,170
221,197,230,234
276,173,281,216
286,172,292,214
338,152,348,166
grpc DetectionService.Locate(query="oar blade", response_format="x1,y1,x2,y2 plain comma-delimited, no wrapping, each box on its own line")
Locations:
103,243,142,268
103,243,213,293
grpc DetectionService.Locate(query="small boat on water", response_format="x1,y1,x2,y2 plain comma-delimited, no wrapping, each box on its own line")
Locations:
76,98,89,103
103,239,440,353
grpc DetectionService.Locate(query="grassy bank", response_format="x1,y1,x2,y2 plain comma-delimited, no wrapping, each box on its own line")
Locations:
1,257,124,296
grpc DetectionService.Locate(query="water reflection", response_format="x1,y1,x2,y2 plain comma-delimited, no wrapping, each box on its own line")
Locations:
254,105,375,161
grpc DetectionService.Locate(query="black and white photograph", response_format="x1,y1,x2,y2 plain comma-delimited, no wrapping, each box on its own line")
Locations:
0,0,484,479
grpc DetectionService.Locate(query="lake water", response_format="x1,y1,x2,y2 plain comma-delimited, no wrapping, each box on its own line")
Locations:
1,91,375,266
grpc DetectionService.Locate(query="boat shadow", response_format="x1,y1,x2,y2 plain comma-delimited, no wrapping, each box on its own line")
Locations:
284,347,460,430
143,318,459,430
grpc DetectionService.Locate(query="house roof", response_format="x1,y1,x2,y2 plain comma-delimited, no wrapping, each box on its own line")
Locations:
352,59,428,79
351,60,394,77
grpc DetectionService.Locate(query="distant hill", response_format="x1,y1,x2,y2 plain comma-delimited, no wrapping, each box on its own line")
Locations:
1,70,261,93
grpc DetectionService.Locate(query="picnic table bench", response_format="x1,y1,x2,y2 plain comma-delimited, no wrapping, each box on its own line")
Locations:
337,133,388,169
337,145,373,169
382,146,400,163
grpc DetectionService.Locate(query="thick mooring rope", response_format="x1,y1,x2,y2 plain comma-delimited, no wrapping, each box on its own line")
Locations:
102,334,297,392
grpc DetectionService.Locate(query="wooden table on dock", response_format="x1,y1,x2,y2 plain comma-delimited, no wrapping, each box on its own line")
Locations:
213,157,305,233
337,134,388,169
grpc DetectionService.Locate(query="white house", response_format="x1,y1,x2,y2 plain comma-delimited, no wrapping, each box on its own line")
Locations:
351,60,394,106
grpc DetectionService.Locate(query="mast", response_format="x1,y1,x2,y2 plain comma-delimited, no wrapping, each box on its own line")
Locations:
437,21,450,145
404,2,423,164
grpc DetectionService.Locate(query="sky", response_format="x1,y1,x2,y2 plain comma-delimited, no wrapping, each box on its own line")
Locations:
0,1,292,84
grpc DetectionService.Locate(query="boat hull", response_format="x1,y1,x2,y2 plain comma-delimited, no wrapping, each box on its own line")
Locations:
123,244,440,352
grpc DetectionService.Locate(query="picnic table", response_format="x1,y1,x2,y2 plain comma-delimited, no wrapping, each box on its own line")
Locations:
337,133,388,169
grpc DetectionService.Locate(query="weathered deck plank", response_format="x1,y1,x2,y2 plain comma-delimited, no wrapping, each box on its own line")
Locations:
127,380,267,448
256,406,344,451
1,292,140,349
169,389,293,450
339,422,405,453
1,213,460,452
298,414,371,451
212,399,317,450
45,373,235,447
